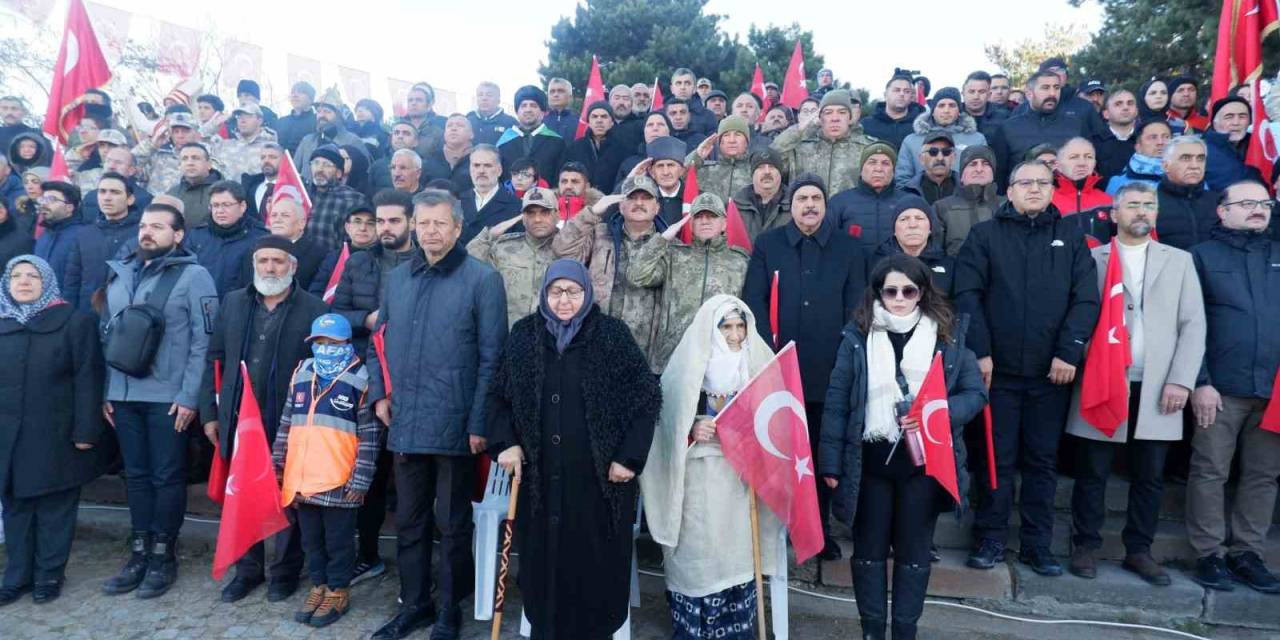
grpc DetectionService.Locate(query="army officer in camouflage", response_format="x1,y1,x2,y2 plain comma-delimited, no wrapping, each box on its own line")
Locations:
629,192,749,372
467,187,560,327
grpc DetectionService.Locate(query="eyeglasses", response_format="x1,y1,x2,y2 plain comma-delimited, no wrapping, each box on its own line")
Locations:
1010,179,1053,189
37,194,67,205
923,147,954,157
1224,199,1275,212
1121,202,1159,211
547,286,585,300
880,285,920,301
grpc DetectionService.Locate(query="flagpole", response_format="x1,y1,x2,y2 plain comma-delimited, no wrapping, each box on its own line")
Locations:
749,491,767,640
491,476,520,640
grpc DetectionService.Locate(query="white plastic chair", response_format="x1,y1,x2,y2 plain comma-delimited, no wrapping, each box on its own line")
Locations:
472,462,511,621
518,495,643,639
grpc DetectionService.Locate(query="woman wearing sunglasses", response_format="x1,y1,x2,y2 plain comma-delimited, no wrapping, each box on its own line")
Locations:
818,254,987,640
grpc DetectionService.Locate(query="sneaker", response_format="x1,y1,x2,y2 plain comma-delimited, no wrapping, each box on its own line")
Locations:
309,588,350,627
1122,552,1171,586
966,539,1005,570
1069,546,1097,579
350,559,386,586
294,586,327,624
1019,547,1064,577
1226,551,1280,594
1192,555,1235,591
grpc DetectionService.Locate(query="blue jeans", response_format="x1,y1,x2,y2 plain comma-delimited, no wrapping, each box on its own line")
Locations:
113,401,189,537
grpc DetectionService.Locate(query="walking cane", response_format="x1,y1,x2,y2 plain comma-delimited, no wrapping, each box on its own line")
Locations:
491,475,521,640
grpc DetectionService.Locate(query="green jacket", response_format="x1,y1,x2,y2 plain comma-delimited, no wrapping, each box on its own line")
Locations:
770,123,877,195
467,229,558,328
686,150,753,203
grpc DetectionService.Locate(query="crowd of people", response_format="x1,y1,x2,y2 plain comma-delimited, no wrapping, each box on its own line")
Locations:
0,53,1278,640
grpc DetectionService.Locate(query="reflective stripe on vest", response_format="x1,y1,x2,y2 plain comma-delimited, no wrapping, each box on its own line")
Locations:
280,360,369,504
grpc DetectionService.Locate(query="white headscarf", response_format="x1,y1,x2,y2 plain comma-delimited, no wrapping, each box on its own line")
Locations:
701,303,751,398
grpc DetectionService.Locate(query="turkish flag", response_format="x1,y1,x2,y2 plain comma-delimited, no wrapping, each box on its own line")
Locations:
322,242,350,304
208,361,228,503
211,363,290,580
43,0,112,145
1258,367,1280,433
715,342,824,563
911,353,960,504
575,56,607,141
266,150,312,227
1080,241,1131,437
779,42,808,109
372,325,393,396
650,76,665,111
1210,0,1279,185
751,63,772,123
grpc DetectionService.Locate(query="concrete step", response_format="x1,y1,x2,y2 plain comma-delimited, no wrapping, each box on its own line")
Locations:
1010,558,1206,629
819,542,1012,600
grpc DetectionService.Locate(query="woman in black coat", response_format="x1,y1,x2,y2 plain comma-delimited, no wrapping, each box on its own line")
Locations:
487,259,661,640
0,254,106,605
818,254,986,640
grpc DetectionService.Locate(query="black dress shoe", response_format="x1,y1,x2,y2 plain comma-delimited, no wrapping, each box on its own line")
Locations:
1018,547,1064,577
0,584,31,606
267,578,300,602
371,606,437,640
220,575,265,603
817,538,843,561
32,581,62,604
966,539,1005,570
430,606,462,640
1193,555,1235,591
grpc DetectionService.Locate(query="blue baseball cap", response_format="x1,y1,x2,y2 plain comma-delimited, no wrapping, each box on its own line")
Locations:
306,313,352,342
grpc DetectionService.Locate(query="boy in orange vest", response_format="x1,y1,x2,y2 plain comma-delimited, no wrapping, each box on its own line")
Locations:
272,313,380,627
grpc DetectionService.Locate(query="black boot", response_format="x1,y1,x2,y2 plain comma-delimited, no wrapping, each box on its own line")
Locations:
851,559,888,640
890,562,931,640
102,531,151,595
136,534,178,599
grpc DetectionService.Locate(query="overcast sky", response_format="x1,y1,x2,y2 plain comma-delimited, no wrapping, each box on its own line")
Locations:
11,0,1104,114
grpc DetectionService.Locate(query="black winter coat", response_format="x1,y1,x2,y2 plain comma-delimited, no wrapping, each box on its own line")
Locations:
497,126,567,184
275,109,316,156
860,102,926,149
34,216,90,295
460,188,522,247
62,210,142,314
969,105,1010,138
0,214,33,274
818,320,986,524
330,244,415,353
486,306,659,639
564,131,629,195
199,284,328,454
1155,179,1221,251
422,150,473,194
1091,129,1136,182
467,110,518,146
1192,226,1280,399
829,182,919,252
185,216,269,297
953,202,1099,378
0,304,106,498
869,238,955,295
743,220,869,399
79,178,152,223
292,234,329,292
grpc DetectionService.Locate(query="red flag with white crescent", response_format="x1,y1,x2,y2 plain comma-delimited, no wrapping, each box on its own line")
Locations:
43,0,113,145
714,342,823,563
780,42,808,109
1080,241,1131,437
322,242,350,304
575,56,606,141
211,363,290,580
1210,0,1279,185
751,63,772,123
267,150,312,227
651,76,665,111
911,353,960,504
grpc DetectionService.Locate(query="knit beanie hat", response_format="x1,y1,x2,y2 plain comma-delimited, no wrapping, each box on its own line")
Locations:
750,148,783,175
585,100,615,121
236,79,261,100
860,142,898,168
717,115,750,139
788,172,828,203
310,144,346,173
1209,95,1250,122
819,90,856,113
959,144,995,170
931,87,962,109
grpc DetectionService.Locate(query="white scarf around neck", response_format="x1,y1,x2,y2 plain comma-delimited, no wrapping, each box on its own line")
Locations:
863,302,938,442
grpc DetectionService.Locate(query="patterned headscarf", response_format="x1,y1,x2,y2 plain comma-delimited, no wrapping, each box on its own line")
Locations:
0,254,65,325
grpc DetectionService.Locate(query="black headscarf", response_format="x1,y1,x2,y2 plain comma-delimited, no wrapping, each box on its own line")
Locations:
1138,78,1170,120
538,259,594,354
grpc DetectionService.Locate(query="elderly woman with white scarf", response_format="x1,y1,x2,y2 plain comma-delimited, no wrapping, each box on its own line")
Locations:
641,295,782,640
817,254,986,640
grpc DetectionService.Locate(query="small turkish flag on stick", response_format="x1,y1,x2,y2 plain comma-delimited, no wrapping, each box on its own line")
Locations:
911,353,960,504
1080,240,1131,437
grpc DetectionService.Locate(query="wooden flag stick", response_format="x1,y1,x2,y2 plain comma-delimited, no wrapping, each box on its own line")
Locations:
491,476,521,640
749,491,767,640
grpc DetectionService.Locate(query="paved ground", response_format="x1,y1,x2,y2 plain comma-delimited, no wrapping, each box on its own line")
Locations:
0,507,1256,639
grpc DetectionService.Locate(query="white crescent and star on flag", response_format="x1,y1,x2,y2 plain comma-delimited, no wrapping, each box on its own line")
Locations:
920,399,949,447
752,390,813,482
63,33,80,77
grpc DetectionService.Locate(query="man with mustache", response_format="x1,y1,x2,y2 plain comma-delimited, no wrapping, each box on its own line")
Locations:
906,131,958,204
1186,179,1280,595
198,235,327,603
990,69,1092,190
295,88,363,183
742,173,868,561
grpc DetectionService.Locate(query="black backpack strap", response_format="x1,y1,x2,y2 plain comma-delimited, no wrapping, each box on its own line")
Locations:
144,264,188,313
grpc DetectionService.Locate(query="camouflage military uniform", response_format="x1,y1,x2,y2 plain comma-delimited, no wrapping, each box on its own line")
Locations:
685,150,752,203
467,228,558,328
770,122,878,195
132,140,182,195
552,203,664,370
210,128,278,183
629,234,749,371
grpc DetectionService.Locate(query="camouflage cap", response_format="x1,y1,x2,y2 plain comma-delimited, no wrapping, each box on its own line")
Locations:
97,129,128,146
167,112,196,129
521,187,558,212
621,175,659,198
690,192,726,217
